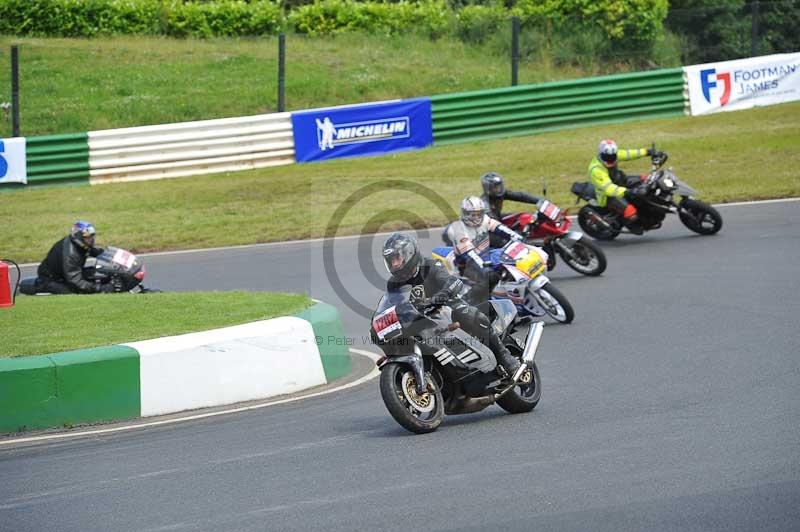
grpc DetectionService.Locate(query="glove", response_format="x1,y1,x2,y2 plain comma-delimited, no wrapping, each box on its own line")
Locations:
97,282,116,294
97,277,124,293
648,149,667,163
624,185,647,200
112,276,125,292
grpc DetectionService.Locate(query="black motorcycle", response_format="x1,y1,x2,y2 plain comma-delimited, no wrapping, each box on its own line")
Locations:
371,285,544,434
20,246,158,295
571,145,723,240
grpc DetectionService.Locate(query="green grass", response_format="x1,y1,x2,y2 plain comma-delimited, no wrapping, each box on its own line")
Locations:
2,101,798,264
0,34,654,136
0,291,311,358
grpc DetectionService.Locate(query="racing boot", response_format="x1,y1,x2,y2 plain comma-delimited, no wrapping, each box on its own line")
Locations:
622,204,644,235
485,332,521,378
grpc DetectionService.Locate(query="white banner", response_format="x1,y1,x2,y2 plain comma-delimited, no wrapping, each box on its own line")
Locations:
684,53,800,116
0,137,27,184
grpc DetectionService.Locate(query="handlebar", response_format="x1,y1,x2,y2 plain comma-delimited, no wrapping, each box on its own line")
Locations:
650,142,668,169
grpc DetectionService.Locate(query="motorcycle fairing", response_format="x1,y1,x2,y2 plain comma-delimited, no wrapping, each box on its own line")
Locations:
423,328,497,375
537,199,561,221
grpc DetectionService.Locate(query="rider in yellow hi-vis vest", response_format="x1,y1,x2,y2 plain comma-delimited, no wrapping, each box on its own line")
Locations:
588,139,662,234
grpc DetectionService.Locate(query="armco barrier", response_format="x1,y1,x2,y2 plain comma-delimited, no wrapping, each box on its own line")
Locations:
0,302,352,435
25,133,90,186
4,67,694,188
430,68,688,145
87,112,295,184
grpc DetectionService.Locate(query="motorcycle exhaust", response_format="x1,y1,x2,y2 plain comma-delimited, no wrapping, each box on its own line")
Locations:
521,321,544,365
495,321,544,399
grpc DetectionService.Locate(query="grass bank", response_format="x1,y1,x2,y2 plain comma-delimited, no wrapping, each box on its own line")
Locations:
2,101,798,264
0,291,311,358
0,34,662,137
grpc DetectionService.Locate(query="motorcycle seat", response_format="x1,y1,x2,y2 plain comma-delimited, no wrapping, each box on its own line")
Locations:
571,181,595,200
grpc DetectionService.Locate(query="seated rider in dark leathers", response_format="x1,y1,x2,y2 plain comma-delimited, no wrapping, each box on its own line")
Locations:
480,172,542,248
480,172,541,221
34,221,118,294
382,232,521,377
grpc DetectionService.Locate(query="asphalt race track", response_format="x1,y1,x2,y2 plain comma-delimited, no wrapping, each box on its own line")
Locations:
2,200,799,532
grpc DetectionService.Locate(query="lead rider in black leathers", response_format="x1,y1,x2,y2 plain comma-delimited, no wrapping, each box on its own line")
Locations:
382,233,521,376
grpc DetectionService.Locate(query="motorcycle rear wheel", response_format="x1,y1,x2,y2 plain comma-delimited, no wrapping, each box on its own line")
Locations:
578,205,620,241
380,363,444,434
559,238,607,276
532,283,575,324
497,362,541,414
679,199,723,235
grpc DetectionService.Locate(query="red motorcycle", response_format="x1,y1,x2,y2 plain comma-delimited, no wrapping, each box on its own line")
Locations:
500,199,607,277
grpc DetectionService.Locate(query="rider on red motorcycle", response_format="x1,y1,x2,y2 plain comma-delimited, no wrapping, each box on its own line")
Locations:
480,172,541,221
589,139,666,234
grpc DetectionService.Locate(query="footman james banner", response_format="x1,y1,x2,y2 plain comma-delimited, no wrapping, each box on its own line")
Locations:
685,52,800,116
0,137,27,185
291,98,433,163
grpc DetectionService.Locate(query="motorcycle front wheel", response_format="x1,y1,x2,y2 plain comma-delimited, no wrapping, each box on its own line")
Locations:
558,238,607,276
679,198,723,235
577,205,621,240
379,363,444,434
497,362,541,414
532,282,575,324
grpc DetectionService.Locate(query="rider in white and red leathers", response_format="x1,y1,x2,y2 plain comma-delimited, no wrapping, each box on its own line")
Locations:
444,196,546,304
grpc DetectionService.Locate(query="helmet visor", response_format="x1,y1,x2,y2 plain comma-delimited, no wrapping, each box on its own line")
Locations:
383,246,414,275
600,152,617,167
463,209,484,227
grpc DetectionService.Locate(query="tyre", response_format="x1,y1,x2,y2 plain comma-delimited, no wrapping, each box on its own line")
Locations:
379,363,444,434
679,199,723,235
497,362,542,414
558,238,607,276
577,205,620,240
532,282,575,324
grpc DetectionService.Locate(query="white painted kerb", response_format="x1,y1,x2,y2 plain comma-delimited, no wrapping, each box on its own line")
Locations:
125,317,326,417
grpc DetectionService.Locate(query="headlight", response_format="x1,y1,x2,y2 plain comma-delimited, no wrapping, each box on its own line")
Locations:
662,178,674,188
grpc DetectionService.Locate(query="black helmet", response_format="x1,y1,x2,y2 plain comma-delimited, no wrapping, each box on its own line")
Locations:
382,233,421,282
70,220,96,250
480,172,505,199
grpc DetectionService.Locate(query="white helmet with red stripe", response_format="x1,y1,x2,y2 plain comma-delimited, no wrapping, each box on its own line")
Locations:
598,139,618,168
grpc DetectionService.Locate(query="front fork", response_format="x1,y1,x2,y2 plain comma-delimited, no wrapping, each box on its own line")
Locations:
542,231,583,268
378,346,427,395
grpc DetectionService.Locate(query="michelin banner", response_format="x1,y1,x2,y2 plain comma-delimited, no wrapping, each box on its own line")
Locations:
0,137,27,185
291,98,433,163
685,53,800,116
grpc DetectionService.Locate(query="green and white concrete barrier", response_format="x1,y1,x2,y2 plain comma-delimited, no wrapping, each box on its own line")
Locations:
0,301,350,434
